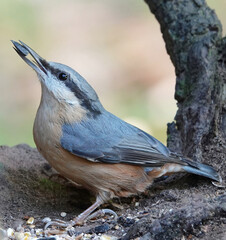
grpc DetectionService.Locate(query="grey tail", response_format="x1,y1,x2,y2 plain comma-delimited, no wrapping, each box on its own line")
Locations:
181,158,220,182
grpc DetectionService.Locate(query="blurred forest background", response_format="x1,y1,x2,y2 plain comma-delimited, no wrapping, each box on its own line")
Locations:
0,0,226,147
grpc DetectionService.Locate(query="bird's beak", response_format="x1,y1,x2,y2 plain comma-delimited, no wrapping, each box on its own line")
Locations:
12,40,47,77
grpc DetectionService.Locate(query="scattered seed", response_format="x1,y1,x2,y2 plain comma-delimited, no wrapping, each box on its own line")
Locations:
7,228,14,237
27,217,35,225
24,232,31,237
100,235,118,240
114,225,119,230
35,229,43,236
14,232,24,240
84,233,92,238
60,212,67,217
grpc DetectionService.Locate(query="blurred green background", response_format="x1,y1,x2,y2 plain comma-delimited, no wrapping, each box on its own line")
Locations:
0,0,225,147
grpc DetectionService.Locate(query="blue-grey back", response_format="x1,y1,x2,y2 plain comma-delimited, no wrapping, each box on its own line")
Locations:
60,110,178,166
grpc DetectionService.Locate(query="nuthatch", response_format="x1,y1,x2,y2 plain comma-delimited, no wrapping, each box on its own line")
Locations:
12,40,221,228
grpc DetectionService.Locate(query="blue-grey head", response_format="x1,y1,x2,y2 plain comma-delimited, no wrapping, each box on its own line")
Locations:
12,40,103,116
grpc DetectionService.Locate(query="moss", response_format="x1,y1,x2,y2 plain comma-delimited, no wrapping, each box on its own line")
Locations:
167,133,171,143
0,162,4,171
38,178,66,196
176,79,185,98
175,78,190,102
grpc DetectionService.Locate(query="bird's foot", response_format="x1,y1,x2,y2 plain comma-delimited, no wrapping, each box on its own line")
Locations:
86,208,118,221
44,209,118,229
44,219,76,229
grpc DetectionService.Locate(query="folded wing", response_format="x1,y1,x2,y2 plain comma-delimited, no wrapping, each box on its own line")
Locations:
60,111,185,167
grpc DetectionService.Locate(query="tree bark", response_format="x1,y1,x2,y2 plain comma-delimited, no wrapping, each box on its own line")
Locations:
144,0,226,175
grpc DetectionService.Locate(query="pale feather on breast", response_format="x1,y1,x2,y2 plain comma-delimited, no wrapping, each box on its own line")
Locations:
34,84,86,155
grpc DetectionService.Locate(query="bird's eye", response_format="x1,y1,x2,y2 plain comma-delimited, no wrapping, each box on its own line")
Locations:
58,72,68,81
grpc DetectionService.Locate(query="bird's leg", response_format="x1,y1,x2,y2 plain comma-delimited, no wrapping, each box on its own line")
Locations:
74,196,104,224
44,196,117,229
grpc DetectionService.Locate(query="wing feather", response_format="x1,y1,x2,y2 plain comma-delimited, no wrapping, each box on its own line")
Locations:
61,112,184,167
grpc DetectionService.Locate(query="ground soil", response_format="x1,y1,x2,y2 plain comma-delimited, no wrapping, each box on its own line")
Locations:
0,144,225,240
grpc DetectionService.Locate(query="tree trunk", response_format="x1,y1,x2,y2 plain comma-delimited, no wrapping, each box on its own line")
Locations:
144,0,226,177
119,1,226,239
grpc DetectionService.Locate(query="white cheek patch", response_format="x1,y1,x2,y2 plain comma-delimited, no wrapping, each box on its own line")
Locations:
43,76,80,106
63,91,80,105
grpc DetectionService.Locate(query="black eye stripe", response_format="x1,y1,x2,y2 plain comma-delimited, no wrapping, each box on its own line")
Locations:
40,60,69,81
39,59,101,117
64,80,101,117
40,59,62,76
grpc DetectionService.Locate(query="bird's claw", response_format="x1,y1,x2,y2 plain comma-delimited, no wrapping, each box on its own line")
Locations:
44,219,75,229
44,209,118,229
86,208,118,221
212,175,225,188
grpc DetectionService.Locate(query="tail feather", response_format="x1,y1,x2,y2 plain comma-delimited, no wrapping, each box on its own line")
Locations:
181,158,220,182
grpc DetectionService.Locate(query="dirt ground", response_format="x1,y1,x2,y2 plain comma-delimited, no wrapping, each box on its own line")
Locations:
0,144,225,240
